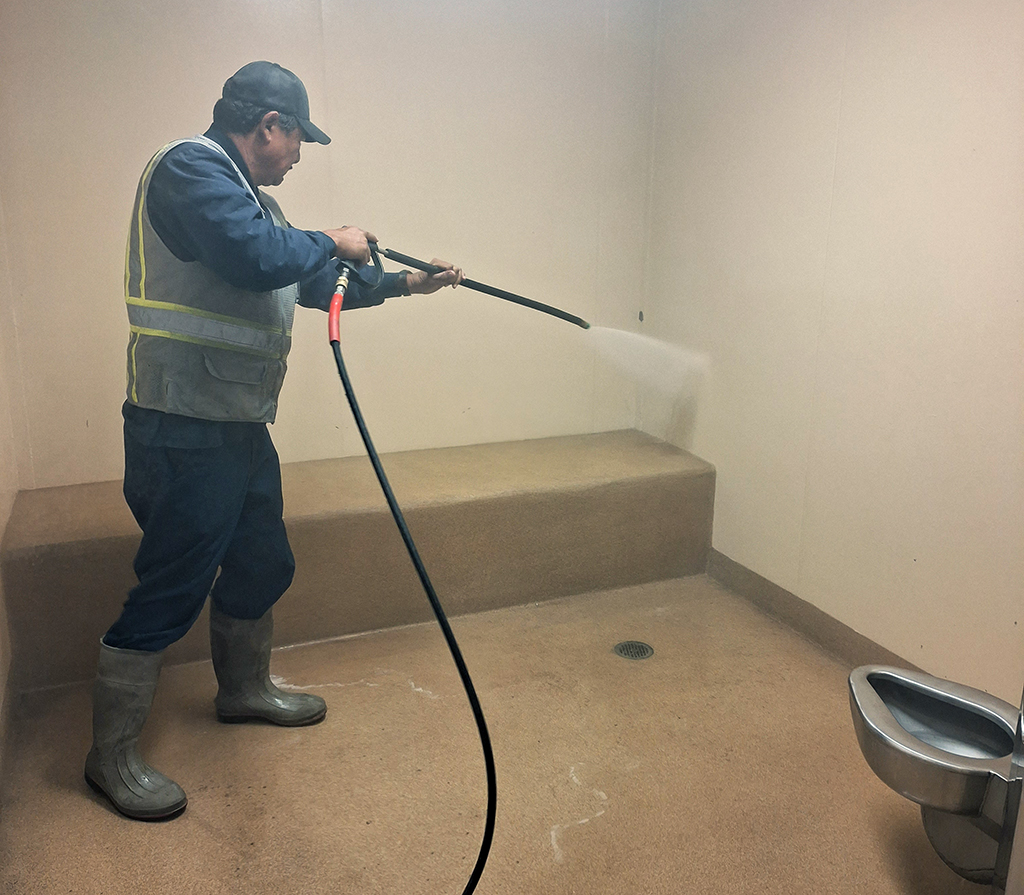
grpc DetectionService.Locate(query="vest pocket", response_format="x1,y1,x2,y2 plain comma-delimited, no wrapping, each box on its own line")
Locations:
203,350,268,385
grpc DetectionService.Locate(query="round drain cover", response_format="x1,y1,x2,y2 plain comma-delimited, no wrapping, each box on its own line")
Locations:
613,640,654,660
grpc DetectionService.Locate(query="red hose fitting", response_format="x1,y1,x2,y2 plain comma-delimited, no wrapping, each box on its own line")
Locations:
329,271,349,343
328,290,344,343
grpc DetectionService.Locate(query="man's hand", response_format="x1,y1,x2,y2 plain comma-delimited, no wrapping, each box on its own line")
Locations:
322,226,378,265
407,259,464,295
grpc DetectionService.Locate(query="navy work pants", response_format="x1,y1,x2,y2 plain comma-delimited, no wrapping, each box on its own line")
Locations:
104,406,295,652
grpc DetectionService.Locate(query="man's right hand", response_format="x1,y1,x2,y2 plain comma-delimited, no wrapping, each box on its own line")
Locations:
322,226,378,265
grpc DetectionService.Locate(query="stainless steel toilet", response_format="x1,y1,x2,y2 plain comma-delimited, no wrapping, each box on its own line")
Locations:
849,665,1023,887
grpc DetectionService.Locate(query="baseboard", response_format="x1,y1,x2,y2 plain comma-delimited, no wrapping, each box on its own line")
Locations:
707,549,918,671
0,670,10,818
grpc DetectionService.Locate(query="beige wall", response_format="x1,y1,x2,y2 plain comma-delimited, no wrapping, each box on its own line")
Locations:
0,0,654,490
647,0,1024,702
0,180,20,781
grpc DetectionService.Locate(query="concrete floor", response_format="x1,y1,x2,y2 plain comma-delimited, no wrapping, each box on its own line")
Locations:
0,577,985,894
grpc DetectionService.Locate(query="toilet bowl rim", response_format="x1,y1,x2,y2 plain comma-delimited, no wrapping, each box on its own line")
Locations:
849,665,1018,814
852,665,1020,734
850,665,1018,779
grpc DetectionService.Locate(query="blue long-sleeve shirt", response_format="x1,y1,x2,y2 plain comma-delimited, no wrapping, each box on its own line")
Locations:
125,126,402,445
145,126,403,311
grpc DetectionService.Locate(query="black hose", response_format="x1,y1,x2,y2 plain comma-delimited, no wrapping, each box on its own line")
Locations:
329,326,496,895
373,244,591,329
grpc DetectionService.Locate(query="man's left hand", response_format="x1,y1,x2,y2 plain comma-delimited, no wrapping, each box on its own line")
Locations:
407,259,464,294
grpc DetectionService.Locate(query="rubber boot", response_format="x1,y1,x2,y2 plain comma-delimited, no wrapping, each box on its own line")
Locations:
84,641,188,820
210,605,327,726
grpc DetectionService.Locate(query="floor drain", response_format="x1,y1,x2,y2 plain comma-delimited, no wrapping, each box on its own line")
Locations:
613,640,654,660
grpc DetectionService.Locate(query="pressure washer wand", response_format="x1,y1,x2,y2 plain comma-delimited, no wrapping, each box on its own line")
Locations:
328,271,497,895
373,244,591,330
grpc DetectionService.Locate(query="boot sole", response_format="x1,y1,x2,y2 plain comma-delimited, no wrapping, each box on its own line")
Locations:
216,707,327,727
84,773,188,821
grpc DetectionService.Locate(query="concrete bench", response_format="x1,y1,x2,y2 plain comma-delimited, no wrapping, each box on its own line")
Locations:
1,430,715,691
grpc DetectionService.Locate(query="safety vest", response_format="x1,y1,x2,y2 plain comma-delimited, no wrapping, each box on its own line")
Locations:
124,135,299,423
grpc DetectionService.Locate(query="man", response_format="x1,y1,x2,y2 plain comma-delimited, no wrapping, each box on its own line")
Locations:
86,61,462,821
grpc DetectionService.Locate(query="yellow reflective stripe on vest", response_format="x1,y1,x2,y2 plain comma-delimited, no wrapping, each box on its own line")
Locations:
131,149,168,304
128,330,141,403
127,326,283,360
126,299,289,357
125,296,292,336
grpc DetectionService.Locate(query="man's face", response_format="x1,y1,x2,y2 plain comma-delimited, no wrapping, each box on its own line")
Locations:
254,122,303,187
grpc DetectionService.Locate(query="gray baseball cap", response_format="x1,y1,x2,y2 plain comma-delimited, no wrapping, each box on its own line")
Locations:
222,61,331,144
